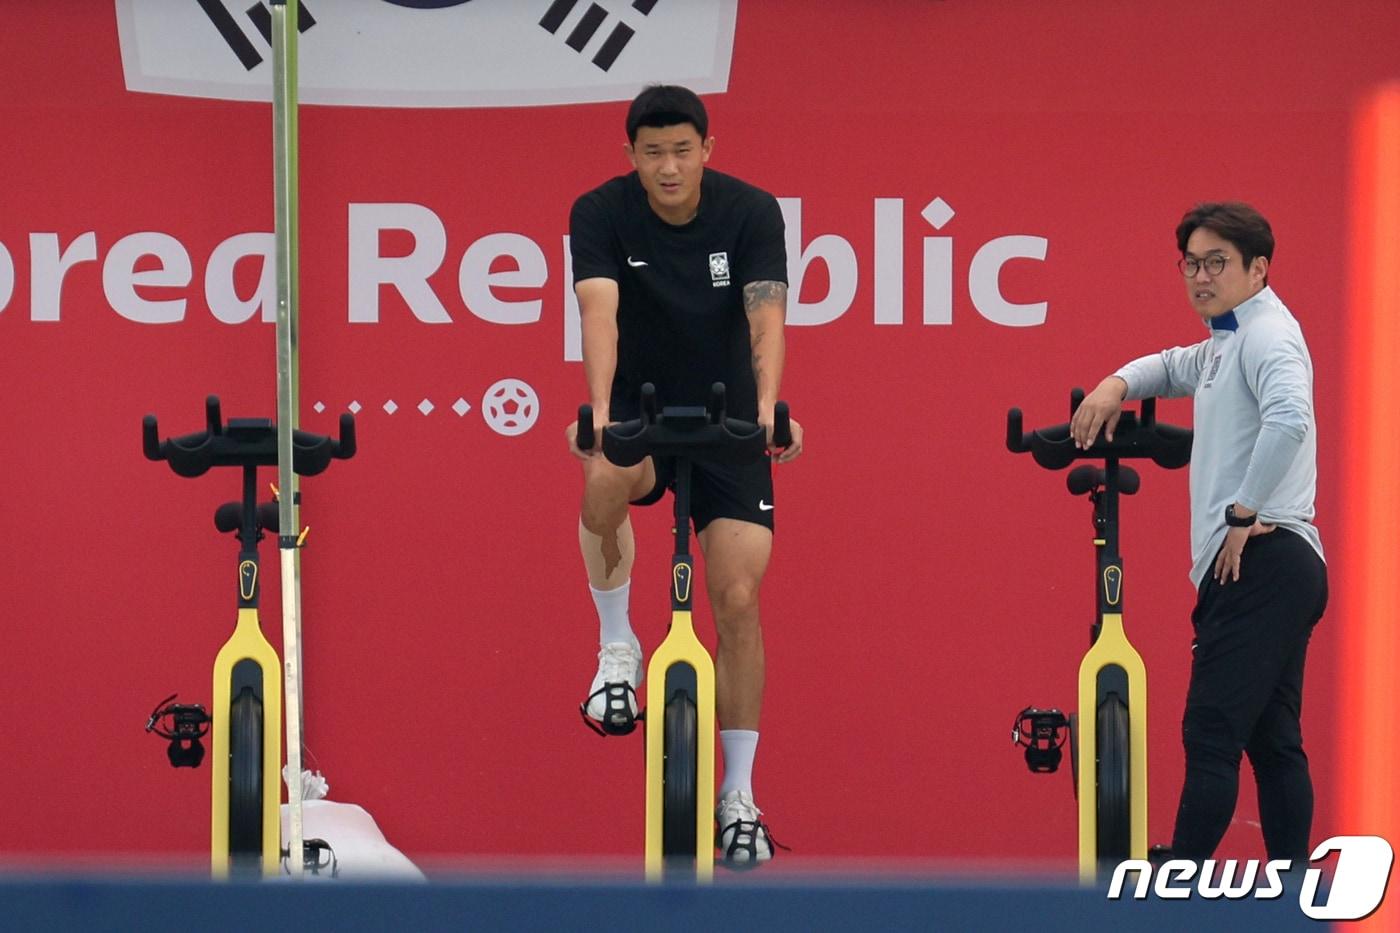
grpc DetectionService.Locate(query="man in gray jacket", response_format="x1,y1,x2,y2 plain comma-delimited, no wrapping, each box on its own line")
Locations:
1070,202,1327,861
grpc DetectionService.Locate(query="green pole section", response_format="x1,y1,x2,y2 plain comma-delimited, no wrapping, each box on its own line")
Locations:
270,0,304,879
271,1,300,546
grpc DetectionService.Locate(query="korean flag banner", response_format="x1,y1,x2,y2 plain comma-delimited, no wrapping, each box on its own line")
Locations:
116,0,737,108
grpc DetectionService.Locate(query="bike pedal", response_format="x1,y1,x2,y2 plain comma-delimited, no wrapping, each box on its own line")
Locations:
580,682,643,736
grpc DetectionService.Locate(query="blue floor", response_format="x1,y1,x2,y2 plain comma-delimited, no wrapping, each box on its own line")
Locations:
0,870,1324,932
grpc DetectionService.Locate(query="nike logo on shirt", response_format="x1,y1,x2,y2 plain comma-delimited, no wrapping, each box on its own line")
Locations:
626,257,648,267
758,500,774,511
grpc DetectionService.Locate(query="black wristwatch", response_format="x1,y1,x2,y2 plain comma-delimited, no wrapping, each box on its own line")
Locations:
1225,504,1257,528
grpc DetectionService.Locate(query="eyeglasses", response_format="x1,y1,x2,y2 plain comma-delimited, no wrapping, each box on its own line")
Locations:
1177,254,1232,277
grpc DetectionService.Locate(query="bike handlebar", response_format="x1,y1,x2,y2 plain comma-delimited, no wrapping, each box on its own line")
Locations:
576,383,791,466
577,404,596,453
144,395,356,478
772,401,793,448
1006,388,1191,471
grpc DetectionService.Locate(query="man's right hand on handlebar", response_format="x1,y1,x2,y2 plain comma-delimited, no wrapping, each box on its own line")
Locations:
1070,376,1128,449
566,406,611,460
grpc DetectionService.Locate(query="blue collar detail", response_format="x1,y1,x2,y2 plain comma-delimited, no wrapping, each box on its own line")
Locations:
1210,311,1239,332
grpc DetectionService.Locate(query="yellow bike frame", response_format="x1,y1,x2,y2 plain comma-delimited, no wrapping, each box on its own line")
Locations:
644,604,716,881
1008,395,1189,884
145,395,354,881
644,456,717,882
1076,609,1148,882
592,390,778,883
210,600,283,878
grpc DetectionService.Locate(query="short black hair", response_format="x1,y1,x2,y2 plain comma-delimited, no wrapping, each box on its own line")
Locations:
1175,202,1275,278
625,84,708,143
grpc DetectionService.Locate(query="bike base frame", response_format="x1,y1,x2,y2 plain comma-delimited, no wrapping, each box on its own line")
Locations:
644,610,715,882
210,605,283,879
1075,611,1147,882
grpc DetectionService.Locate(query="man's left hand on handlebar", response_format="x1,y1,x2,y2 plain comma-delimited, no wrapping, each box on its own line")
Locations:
762,416,803,464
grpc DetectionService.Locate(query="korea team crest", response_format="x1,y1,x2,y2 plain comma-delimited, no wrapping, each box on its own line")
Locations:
709,251,731,287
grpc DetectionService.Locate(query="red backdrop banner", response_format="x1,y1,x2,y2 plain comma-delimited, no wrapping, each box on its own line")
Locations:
2,0,1396,867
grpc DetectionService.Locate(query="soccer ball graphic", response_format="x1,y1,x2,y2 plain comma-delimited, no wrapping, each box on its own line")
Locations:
481,379,539,436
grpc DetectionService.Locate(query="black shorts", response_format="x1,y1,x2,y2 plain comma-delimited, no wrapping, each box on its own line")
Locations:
630,456,775,533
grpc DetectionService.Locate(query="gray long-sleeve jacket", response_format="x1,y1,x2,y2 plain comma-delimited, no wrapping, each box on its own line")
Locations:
1114,286,1324,588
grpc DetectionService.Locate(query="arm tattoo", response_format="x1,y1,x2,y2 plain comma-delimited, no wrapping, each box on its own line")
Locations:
745,281,784,388
751,332,770,380
743,280,787,313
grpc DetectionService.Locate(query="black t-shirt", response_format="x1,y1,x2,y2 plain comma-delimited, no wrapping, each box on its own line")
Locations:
569,169,787,421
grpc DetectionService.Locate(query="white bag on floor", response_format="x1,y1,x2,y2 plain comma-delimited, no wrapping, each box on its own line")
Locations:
279,770,425,881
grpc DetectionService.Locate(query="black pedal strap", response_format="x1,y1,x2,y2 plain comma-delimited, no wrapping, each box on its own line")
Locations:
719,818,789,868
579,682,640,736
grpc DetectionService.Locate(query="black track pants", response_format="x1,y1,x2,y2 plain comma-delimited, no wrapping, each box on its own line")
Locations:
1170,528,1328,861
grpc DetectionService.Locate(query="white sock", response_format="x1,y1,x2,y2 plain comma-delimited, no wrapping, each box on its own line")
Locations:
719,730,759,798
591,580,637,648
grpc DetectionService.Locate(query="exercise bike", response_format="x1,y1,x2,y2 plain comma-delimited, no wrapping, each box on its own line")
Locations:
1006,388,1190,881
577,383,791,881
143,395,354,878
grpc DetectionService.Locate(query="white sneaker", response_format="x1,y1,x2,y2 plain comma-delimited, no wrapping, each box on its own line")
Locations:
715,789,777,868
583,641,644,725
